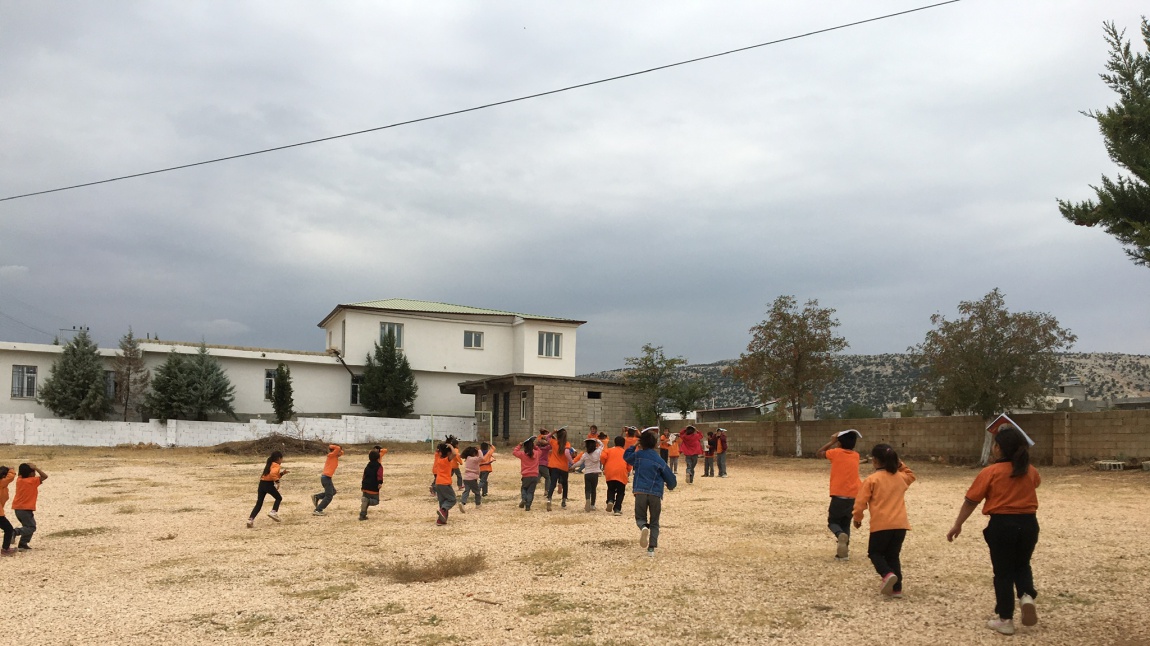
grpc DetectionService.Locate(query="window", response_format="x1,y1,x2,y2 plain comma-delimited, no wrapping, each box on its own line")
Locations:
538,332,562,358
351,375,363,406
105,371,116,400
380,322,404,348
464,330,483,349
587,391,602,400
520,390,528,420
11,365,37,398
265,369,276,400
479,394,487,411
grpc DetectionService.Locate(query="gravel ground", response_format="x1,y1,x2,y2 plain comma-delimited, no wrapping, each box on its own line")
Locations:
0,444,1147,645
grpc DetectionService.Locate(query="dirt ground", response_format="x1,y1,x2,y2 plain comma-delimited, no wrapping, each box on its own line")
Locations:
0,444,1147,645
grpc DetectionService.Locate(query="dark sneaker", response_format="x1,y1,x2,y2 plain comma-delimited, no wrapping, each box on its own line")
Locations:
17,544,31,551
311,493,321,508
358,514,368,521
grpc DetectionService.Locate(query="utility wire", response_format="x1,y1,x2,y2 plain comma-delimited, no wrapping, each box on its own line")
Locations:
0,0,961,203
0,309,57,340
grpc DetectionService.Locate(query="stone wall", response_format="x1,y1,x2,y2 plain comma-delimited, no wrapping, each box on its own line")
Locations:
533,383,638,439
663,410,1150,464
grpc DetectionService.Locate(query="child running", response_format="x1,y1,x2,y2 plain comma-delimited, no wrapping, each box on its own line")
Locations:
572,438,604,512
601,436,629,515
624,430,677,557
853,444,915,598
667,433,680,474
512,437,541,511
459,446,482,512
535,429,552,500
0,465,16,555
10,463,48,550
479,442,495,497
433,441,462,525
247,452,286,528
658,431,671,464
678,426,703,484
312,443,344,516
703,432,716,477
947,425,1042,636
359,447,386,521
546,428,574,511
817,430,862,560
449,436,463,490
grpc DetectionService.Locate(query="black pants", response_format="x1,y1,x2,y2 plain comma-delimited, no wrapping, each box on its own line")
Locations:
659,449,669,463
538,466,551,496
606,480,626,513
480,471,490,496
984,514,1040,619
0,515,13,550
584,473,599,506
249,480,282,519
827,497,854,538
867,529,906,592
547,469,569,501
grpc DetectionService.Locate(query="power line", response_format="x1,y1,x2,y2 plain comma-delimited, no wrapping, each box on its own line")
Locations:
0,0,961,203
0,309,57,340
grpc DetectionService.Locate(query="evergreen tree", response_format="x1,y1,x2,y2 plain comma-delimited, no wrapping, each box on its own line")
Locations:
188,342,238,421
111,328,151,421
361,330,418,417
37,329,113,420
143,351,193,422
272,362,294,424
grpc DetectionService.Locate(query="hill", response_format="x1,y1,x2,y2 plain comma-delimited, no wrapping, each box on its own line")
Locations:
581,352,1150,417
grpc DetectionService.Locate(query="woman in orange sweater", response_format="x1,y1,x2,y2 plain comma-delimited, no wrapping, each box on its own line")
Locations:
947,426,1041,636
247,452,287,528
853,444,915,598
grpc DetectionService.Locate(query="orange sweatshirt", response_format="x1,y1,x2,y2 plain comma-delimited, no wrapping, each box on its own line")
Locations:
548,440,572,471
0,472,14,516
260,463,283,482
480,448,496,473
433,453,461,486
965,462,1041,515
600,447,629,483
853,462,915,532
322,444,344,477
12,475,42,511
825,448,861,498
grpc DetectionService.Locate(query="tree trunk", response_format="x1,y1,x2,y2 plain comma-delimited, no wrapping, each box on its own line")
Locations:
794,421,802,457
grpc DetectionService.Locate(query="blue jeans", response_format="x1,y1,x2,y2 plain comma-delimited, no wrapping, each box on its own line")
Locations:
684,454,699,481
315,475,337,511
634,493,663,549
717,452,728,476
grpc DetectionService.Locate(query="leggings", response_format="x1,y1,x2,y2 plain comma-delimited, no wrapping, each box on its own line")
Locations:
249,480,282,519
547,469,569,501
985,514,1040,620
583,473,599,506
0,516,13,550
867,529,906,593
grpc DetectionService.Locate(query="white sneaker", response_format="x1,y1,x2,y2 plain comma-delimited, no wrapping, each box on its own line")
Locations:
647,547,655,558
458,503,466,514
246,518,254,528
267,511,281,522
986,618,1015,635
1020,594,1038,626
312,509,325,516
640,526,650,548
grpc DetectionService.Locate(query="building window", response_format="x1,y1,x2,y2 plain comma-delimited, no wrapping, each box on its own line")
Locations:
538,332,561,358
587,391,602,400
479,394,487,411
11,365,37,398
105,371,117,400
464,330,483,349
520,390,528,420
265,369,276,400
351,375,363,406
380,322,404,348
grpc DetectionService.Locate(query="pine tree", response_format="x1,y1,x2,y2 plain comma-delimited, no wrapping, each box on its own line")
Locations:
188,342,237,421
361,330,418,417
272,362,294,424
143,351,193,422
37,329,113,420
112,328,151,421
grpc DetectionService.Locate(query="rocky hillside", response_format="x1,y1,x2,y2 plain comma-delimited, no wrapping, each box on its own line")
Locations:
581,353,1150,417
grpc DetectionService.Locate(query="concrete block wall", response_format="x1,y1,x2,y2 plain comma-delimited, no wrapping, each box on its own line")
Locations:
534,385,638,439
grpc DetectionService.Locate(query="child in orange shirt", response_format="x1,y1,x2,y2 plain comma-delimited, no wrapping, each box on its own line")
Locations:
817,430,862,560
479,442,496,497
658,432,671,464
947,426,1041,635
667,434,680,474
248,452,287,528
600,436,629,515
853,444,915,597
433,442,462,525
0,465,16,555
11,463,48,551
545,428,575,511
312,443,344,516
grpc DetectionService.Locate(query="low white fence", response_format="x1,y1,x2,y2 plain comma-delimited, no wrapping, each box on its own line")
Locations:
0,413,476,447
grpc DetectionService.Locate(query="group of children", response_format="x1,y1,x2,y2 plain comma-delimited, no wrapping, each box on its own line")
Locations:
819,425,1043,636
0,462,48,555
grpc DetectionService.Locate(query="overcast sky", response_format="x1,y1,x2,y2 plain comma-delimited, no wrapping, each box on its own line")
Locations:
3,0,1150,373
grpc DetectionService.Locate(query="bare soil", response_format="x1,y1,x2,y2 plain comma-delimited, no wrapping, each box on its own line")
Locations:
0,445,1147,645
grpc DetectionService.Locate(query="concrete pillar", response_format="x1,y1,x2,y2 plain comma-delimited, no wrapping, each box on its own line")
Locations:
1052,412,1071,466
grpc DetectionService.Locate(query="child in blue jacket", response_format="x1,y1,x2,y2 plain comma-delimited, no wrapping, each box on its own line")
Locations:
624,430,677,558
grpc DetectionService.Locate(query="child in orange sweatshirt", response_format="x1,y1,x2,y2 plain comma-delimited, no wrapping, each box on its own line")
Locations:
817,430,862,560
853,444,915,597
312,443,344,515
0,465,16,555
247,452,287,528
433,442,462,525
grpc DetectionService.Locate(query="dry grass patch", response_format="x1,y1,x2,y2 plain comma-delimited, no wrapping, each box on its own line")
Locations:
589,538,631,549
173,506,200,513
367,552,487,583
80,495,123,504
155,533,177,541
518,593,598,617
539,615,593,639
115,504,140,514
47,526,110,538
284,582,358,601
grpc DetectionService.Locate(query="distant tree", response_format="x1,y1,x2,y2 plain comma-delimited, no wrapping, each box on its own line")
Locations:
839,402,880,419
909,289,1076,463
665,377,712,419
37,329,113,420
272,362,294,424
187,342,237,421
731,296,849,457
111,328,151,421
143,351,193,422
361,330,417,417
1058,19,1150,268
623,344,687,427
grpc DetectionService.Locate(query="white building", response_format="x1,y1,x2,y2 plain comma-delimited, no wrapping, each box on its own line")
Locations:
3,299,585,420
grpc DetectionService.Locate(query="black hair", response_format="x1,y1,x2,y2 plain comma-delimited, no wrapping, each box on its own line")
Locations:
589,425,597,432
436,442,453,458
0,466,8,479
521,437,535,457
462,446,480,459
871,444,899,474
368,449,380,462
17,463,33,478
639,430,658,450
585,439,598,453
995,426,1031,477
598,432,608,440
553,428,568,458
614,436,625,448
480,442,490,452
448,436,459,447
262,451,283,476
838,432,858,451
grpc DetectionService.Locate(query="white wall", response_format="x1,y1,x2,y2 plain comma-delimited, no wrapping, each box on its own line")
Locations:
0,413,476,447
515,320,578,377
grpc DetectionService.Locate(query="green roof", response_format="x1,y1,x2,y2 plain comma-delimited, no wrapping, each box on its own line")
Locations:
327,299,584,325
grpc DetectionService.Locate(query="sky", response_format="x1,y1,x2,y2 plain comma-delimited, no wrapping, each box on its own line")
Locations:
2,0,1150,374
